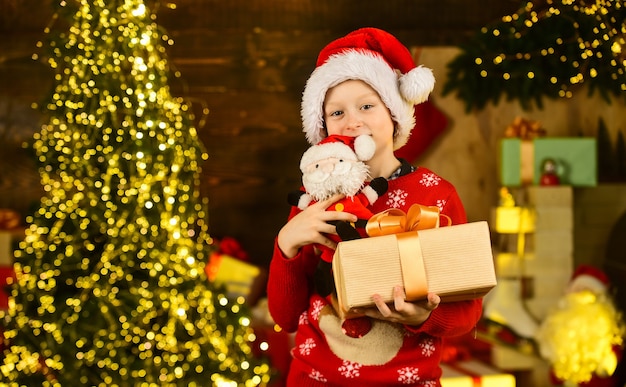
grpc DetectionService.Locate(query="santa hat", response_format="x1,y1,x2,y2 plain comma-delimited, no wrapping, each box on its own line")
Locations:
299,134,376,171
569,265,610,294
301,27,435,149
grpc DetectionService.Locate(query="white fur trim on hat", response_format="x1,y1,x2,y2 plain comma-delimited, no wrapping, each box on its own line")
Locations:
569,274,608,294
301,50,434,149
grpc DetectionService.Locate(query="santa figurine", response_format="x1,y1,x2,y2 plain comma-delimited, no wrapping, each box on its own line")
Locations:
535,265,625,387
288,134,388,297
540,158,561,186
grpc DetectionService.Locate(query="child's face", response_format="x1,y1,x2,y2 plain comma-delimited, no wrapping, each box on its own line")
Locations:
323,80,395,156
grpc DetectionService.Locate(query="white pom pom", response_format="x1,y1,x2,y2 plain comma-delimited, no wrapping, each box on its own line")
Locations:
399,65,435,105
354,135,376,161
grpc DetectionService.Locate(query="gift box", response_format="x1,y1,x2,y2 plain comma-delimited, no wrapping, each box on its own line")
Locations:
206,252,267,305
441,359,516,387
499,138,597,187
491,206,536,234
332,221,496,319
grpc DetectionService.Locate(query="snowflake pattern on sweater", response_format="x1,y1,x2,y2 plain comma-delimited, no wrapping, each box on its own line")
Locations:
385,170,444,209
421,338,436,357
311,299,324,321
419,172,442,187
397,367,421,384
386,188,409,208
298,338,316,356
339,360,362,378
308,369,327,383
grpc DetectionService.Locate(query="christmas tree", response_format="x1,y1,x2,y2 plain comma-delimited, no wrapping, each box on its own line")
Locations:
0,1,271,386
443,0,626,111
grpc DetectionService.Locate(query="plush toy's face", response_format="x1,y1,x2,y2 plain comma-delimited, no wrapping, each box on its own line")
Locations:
302,151,369,201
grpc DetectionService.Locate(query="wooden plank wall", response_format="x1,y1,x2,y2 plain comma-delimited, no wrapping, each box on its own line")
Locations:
0,0,521,267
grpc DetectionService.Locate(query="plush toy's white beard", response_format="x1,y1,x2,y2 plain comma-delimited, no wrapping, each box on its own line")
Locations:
303,161,370,202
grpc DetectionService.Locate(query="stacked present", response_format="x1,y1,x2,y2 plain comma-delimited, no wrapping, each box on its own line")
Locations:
499,117,597,187
205,237,267,306
205,238,293,386
332,204,497,319
440,333,518,386
440,323,527,387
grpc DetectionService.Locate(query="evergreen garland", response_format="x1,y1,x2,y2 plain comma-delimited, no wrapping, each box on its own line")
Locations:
442,0,626,112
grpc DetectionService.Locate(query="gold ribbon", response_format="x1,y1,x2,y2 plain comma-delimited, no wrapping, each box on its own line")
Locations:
365,204,449,237
396,232,428,300
365,204,451,300
519,140,535,184
504,116,546,140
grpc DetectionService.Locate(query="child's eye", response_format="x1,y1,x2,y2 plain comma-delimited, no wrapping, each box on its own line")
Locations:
329,110,343,117
361,104,374,110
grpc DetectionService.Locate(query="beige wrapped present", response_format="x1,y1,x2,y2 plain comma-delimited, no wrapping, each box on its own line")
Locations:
332,220,496,319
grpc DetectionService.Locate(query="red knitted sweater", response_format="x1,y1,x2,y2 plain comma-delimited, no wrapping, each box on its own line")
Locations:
267,166,483,386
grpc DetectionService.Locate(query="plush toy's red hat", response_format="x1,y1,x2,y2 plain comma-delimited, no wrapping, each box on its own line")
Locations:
299,134,375,171
301,27,435,149
570,264,610,294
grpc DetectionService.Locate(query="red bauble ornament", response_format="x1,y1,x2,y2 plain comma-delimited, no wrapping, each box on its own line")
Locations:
540,158,560,186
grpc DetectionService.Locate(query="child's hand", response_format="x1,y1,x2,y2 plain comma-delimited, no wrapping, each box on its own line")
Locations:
277,194,358,258
359,287,440,326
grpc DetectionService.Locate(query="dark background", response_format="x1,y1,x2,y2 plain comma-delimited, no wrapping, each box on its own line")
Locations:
0,0,522,267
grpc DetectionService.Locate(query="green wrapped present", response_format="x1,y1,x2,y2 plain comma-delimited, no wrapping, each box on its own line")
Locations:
499,138,597,187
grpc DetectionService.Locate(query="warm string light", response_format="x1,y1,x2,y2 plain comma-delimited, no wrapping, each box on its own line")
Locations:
480,1,623,94
1,0,270,386
443,0,626,110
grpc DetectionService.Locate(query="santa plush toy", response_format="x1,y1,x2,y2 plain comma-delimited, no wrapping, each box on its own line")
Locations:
535,265,625,387
288,134,388,297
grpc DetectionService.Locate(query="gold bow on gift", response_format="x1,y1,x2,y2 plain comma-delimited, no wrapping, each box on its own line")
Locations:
364,204,451,300
504,116,546,140
365,204,451,237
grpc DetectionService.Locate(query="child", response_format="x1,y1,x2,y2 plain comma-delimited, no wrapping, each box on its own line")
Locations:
267,28,483,386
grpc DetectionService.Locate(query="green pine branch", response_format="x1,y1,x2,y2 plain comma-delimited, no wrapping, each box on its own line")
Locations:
442,0,626,112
